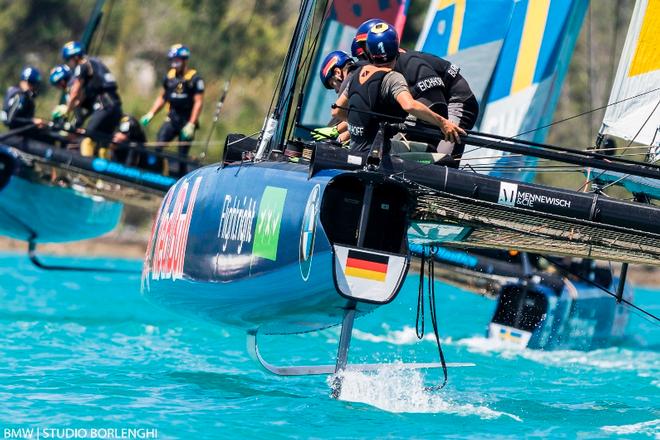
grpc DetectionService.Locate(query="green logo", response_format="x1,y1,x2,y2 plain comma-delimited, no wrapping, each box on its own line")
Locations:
253,186,287,261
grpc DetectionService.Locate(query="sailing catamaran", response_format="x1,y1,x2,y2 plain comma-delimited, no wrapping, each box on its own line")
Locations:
408,0,650,350
142,0,659,388
0,0,191,266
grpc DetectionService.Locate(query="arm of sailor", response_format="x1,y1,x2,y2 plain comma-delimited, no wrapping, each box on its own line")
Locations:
331,94,349,121
189,92,203,126
395,92,464,144
65,78,83,113
146,90,166,117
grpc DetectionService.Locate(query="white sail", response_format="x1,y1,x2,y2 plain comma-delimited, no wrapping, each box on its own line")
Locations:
600,0,660,148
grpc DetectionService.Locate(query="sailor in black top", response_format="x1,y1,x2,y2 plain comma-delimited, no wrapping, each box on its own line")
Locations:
332,22,464,153
54,41,122,158
141,44,204,176
2,66,45,130
395,50,478,159
111,115,150,168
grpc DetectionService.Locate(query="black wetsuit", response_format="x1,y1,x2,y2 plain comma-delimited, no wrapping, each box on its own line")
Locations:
156,68,204,175
73,57,122,141
346,66,407,153
113,115,150,167
396,51,479,160
2,86,36,129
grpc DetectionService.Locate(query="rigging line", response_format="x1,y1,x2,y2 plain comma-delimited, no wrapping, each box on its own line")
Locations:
627,304,660,329
587,1,594,142
597,153,660,192
391,87,660,180
544,257,660,323
285,0,331,141
287,0,328,129
580,98,660,192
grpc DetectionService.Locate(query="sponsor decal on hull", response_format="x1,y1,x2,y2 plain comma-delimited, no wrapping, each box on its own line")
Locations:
253,186,287,261
299,184,320,281
497,182,572,209
149,176,202,281
217,195,257,254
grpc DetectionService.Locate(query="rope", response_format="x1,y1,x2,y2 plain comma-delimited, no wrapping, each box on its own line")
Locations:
580,97,660,191
381,87,660,179
544,256,660,325
415,247,448,391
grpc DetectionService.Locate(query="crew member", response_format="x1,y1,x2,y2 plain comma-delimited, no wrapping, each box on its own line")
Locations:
394,49,478,160
49,64,71,92
1,66,45,130
53,41,123,158
351,18,382,61
140,44,204,176
332,22,464,153
111,115,152,169
312,50,356,141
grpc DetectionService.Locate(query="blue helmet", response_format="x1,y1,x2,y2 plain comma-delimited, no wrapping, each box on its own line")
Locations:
168,44,190,60
20,66,42,85
352,18,381,59
319,50,353,89
366,22,399,64
49,64,71,86
62,41,84,60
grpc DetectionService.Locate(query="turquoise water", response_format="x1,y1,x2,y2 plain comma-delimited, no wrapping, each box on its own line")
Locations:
0,253,658,439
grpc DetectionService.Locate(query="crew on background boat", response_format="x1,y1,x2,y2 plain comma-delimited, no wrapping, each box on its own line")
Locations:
49,64,71,94
110,115,152,169
52,41,123,158
140,44,204,176
1,66,45,130
332,22,464,153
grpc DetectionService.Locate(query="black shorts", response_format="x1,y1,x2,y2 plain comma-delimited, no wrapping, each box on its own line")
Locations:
156,115,194,177
86,104,122,142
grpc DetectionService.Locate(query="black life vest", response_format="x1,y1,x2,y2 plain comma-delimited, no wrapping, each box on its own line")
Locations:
1,86,35,128
395,51,459,111
346,66,406,153
163,68,203,118
76,57,120,107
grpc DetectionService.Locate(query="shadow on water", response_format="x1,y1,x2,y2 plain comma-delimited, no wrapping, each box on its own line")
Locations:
168,371,305,399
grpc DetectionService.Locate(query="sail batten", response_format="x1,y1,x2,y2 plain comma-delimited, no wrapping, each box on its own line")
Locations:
600,0,660,148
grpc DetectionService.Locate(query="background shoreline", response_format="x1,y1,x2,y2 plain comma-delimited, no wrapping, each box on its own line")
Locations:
1,235,658,288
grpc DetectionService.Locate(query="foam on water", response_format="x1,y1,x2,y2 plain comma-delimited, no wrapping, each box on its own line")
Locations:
1,254,658,438
456,336,660,380
352,325,449,345
601,419,660,437
333,364,522,421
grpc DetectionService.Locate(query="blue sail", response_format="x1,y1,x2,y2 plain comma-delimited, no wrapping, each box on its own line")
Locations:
417,0,588,183
415,0,516,105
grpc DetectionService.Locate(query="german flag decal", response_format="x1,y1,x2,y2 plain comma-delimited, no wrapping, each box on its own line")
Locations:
344,250,389,282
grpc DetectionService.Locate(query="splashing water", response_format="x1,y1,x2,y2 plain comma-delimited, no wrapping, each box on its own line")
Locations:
332,364,522,420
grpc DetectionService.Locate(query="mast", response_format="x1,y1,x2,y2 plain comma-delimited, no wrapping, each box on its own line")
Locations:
255,0,316,159
80,0,107,53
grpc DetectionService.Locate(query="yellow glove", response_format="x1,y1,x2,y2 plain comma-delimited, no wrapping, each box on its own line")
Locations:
51,104,69,120
181,122,196,140
311,126,339,141
140,112,154,127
